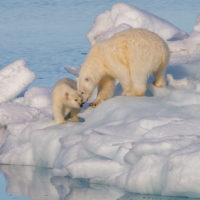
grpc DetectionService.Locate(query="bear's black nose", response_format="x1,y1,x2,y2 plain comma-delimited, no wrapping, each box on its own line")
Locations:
80,103,84,107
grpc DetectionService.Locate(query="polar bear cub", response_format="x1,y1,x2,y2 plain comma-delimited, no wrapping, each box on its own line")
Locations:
78,28,170,107
52,78,82,124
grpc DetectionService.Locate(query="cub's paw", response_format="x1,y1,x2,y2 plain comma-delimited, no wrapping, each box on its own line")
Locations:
68,116,80,122
57,121,67,125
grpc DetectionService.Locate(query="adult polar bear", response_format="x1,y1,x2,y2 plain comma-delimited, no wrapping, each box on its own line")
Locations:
78,28,170,107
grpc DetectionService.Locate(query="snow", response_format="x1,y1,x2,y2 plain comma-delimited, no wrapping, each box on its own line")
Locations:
87,3,188,46
87,3,200,56
1,2,200,199
168,14,200,55
0,60,35,103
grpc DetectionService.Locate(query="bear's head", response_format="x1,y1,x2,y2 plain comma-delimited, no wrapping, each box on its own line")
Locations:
64,91,83,109
77,76,96,103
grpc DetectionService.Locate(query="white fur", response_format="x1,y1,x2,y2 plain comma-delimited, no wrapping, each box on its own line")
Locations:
78,28,170,106
52,78,82,124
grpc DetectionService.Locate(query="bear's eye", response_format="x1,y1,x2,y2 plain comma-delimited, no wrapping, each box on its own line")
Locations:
85,78,89,81
81,91,84,95
74,99,78,102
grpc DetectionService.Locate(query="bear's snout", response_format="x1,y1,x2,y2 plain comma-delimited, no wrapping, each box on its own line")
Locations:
80,103,83,107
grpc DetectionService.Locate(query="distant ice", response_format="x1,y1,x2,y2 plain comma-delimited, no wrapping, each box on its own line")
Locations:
0,60,35,103
64,66,80,77
168,14,200,55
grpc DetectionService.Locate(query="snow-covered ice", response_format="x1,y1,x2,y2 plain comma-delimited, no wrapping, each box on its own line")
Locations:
0,60,35,103
1,2,200,199
87,3,188,46
168,13,200,55
87,3,200,56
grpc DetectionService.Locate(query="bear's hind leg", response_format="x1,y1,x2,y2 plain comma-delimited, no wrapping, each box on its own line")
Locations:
153,64,166,88
131,69,148,96
90,75,115,107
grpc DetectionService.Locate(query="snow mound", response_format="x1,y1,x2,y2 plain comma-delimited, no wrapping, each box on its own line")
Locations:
64,66,80,77
87,3,188,45
193,14,200,33
168,14,200,55
94,23,132,44
23,87,52,115
0,62,51,125
86,3,200,57
0,60,35,103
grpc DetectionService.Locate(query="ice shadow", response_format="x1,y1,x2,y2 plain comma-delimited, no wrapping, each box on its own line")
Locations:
166,64,189,79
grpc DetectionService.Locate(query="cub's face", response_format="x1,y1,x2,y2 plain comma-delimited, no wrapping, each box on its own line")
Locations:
77,76,95,103
64,92,83,109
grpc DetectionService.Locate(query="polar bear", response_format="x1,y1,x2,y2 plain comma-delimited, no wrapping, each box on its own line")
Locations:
52,78,82,124
78,28,170,107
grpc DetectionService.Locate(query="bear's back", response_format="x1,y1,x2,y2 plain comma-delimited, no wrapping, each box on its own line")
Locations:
93,28,169,68
100,28,168,50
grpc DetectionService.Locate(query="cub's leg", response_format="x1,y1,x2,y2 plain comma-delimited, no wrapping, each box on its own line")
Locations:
153,64,167,87
90,75,115,107
68,108,80,122
63,106,71,120
53,103,66,124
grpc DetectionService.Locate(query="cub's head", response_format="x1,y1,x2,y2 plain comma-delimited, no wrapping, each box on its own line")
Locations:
77,76,95,103
64,91,83,109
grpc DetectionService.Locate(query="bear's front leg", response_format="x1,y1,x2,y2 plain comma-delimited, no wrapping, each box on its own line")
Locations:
118,77,134,96
89,75,115,107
